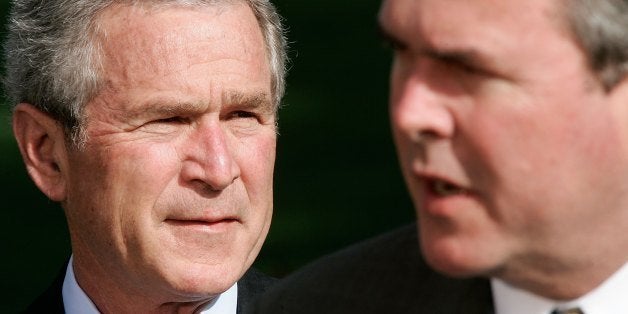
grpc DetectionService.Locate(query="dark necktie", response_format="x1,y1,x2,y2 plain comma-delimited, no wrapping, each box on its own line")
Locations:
551,308,584,314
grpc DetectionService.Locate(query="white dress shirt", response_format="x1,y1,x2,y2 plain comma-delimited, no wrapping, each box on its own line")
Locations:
492,262,628,314
62,256,238,314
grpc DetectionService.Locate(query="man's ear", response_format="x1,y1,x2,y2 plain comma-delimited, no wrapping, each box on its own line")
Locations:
12,103,68,202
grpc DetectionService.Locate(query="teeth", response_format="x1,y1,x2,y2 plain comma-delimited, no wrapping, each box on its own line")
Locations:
432,180,464,196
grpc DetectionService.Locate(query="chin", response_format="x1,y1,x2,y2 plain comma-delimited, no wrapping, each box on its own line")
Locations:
424,252,483,278
172,277,235,298
161,259,245,298
419,233,496,279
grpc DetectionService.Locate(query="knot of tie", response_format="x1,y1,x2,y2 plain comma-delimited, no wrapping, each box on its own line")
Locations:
551,308,584,314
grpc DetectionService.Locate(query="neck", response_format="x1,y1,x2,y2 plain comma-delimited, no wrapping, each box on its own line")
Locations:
497,202,628,300
496,251,628,300
80,275,215,314
71,254,217,313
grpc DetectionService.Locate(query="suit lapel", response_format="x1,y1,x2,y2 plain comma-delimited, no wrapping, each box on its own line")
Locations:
23,262,66,314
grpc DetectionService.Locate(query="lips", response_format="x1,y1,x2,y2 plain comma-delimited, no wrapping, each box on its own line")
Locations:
410,157,471,197
412,176,477,219
166,217,238,226
164,211,241,231
164,217,240,236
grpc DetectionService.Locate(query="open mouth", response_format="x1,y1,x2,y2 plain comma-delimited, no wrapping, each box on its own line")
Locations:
429,179,466,197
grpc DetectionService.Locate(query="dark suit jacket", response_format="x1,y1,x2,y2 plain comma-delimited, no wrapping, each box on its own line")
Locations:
253,224,494,314
23,265,275,314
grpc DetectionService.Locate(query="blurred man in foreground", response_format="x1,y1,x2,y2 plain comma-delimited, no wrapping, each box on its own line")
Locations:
255,0,628,313
4,0,287,312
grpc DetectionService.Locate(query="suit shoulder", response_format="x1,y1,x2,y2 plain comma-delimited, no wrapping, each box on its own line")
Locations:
293,223,426,278
253,223,492,314
239,267,277,294
22,263,66,314
237,268,277,313
253,224,429,313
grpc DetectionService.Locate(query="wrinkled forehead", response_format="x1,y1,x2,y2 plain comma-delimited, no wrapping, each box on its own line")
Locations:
92,2,268,83
94,1,255,50
105,0,241,12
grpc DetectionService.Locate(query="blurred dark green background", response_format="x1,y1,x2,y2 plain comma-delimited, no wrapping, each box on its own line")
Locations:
0,0,414,312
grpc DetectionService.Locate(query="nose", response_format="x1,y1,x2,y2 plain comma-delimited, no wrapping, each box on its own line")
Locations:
390,59,455,144
181,119,240,192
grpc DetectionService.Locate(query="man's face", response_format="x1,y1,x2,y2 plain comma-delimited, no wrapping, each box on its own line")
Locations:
61,3,275,300
380,0,628,282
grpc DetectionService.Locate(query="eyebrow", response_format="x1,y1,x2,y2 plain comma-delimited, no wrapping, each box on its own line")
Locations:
223,91,275,116
427,49,491,69
378,23,497,73
378,23,407,50
124,100,204,121
122,90,274,122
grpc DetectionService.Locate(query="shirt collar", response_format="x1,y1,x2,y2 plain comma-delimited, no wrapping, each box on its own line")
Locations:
62,256,99,314
62,256,238,314
492,262,628,314
198,282,238,314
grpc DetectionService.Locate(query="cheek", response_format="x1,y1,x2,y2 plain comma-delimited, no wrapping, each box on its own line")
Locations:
455,94,582,184
63,143,181,259
458,97,628,222
90,144,182,223
111,145,185,250
239,135,276,185
236,136,275,241
392,131,417,183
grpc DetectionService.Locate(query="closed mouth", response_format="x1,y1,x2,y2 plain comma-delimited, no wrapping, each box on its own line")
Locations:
165,218,239,226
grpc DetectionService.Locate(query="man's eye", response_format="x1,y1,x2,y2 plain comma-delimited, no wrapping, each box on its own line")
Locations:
379,28,407,52
226,111,265,135
231,111,257,119
455,62,482,75
137,116,189,133
438,57,494,78
154,116,187,124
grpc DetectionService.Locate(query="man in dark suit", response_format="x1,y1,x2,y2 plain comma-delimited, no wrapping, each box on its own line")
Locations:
256,224,493,314
4,0,287,312
255,0,628,313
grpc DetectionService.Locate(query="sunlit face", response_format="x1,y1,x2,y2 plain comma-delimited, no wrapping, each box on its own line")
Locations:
60,3,275,302
380,0,628,283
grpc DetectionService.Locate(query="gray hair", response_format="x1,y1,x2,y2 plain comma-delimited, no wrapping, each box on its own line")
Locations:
565,0,628,90
3,0,287,145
